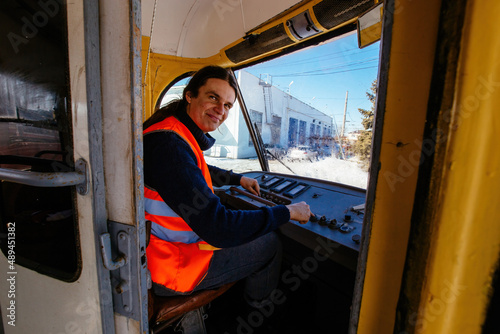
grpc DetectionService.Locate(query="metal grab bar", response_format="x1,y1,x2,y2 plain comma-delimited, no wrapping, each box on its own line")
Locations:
0,158,89,195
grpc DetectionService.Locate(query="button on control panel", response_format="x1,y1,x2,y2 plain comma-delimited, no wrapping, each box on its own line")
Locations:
260,189,291,205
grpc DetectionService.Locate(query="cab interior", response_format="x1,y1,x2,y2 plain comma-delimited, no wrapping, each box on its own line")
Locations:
141,0,381,332
1,0,498,333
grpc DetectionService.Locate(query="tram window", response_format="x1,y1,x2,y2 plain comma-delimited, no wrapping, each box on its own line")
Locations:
0,1,81,281
158,33,379,188
159,77,190,108
235,32,379,189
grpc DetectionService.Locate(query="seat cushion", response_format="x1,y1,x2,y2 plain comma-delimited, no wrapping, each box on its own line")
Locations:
149,282,235,324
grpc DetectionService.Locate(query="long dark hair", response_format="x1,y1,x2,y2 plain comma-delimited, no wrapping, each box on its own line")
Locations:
143,65,238,130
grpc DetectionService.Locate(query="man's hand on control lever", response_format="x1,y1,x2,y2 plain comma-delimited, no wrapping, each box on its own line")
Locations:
286,201,312,224
240,176,260,196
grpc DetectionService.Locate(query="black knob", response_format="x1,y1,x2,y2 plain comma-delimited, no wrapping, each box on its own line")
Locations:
318,216,328,226
352,234,361,244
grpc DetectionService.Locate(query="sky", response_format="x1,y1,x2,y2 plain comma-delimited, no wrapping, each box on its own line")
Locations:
243,32,380,133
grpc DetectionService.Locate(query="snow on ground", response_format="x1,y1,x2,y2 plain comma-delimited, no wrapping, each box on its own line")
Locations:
205,156,369,189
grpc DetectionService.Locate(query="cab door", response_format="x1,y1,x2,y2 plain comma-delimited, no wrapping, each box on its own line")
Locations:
0,0,147,332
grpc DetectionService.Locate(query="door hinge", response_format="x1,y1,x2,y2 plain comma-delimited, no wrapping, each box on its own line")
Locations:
99,221,142,320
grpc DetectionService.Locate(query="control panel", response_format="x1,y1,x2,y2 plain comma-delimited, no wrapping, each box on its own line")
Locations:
216,171,366,269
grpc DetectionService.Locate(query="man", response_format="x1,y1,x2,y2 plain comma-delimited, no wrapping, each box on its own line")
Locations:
144,65,311,306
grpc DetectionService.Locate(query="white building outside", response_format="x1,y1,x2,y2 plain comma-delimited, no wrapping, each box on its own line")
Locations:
161,70,335,159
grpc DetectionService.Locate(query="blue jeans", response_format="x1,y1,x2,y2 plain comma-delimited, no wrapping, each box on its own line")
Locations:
195,231,282,301
153,232,282,301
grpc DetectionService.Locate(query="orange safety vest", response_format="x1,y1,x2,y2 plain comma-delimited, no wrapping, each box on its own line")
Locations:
144,116,217,293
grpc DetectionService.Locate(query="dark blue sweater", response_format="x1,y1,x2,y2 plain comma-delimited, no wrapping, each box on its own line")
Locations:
143,110,290,248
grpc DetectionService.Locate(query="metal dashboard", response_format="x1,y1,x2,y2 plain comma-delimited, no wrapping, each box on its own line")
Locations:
215,171,366,270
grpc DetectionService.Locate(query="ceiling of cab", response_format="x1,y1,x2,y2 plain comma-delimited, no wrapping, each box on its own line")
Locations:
141,0,302,58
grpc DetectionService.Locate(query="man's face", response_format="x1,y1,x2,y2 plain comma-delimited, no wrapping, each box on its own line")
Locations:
185,78,236,133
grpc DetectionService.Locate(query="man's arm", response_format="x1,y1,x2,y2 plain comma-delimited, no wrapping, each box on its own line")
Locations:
208,165,260,195
144,132,289,248
208,165,241,187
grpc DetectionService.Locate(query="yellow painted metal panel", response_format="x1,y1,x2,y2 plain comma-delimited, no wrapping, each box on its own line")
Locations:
358,3,383,48
141,36,234,119
359,22,382,48
357,0,442,332
416,0,500,332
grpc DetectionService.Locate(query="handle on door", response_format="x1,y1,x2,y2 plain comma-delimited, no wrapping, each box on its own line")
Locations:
0,158,89,195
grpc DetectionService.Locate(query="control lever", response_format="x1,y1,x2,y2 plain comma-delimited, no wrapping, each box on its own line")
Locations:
229,187,276,207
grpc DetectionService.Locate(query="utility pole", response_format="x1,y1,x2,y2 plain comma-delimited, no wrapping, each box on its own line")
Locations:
339,90,348,159
341,90,348,138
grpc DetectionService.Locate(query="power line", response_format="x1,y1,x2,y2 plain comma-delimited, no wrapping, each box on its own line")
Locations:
270,57,378,76
252,47,378,69
296,96,369,100
250,58,378,78
272,65,378,77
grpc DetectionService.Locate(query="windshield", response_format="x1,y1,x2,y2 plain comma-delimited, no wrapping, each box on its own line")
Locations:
161,32,380,189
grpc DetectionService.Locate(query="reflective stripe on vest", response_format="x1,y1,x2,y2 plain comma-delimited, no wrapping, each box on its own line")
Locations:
145,195,203,244
144,116,217,293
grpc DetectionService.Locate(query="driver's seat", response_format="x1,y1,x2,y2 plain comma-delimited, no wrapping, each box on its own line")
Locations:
148,282,235,333
146,221,235,333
